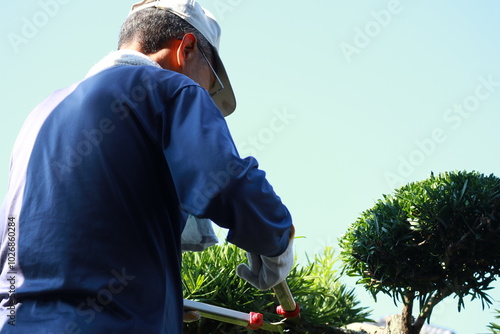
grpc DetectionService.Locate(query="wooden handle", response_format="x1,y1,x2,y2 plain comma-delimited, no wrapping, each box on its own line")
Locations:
272,281,296,312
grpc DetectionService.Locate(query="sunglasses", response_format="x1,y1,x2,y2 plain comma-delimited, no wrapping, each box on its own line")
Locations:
176,35,224,97
196,44,224,97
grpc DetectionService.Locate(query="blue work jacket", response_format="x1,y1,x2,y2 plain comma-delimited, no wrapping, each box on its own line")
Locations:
0,65,292,333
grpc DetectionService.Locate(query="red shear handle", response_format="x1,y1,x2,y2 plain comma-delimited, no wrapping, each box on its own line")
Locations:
247,312,264,330
276,302,300,318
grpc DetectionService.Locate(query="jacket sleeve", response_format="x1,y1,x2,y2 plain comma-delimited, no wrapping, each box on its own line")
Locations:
161,85,292,257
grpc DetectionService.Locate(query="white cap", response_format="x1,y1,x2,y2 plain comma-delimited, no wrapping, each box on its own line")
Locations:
129,0,236,116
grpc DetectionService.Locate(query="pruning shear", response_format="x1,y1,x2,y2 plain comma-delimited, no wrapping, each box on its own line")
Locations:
183,281,305,332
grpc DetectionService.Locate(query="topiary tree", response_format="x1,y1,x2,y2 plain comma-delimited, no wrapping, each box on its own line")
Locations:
182,243,372,333
339,171,500,334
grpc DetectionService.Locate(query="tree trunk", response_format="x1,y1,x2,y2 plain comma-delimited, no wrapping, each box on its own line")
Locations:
386,289,453,334
401,291,417,334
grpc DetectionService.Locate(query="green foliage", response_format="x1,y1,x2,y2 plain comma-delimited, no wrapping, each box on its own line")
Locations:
489,308,500,333
339,171,500,327
287,247,372,326
182,243,371,333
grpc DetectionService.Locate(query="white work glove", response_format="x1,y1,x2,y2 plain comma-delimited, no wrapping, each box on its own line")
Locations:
236,229,294,291
181,215,218,252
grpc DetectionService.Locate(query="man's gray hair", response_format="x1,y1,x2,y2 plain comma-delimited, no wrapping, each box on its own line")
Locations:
118,7,212,57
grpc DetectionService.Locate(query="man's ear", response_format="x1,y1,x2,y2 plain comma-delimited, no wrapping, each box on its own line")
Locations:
176,33,197,68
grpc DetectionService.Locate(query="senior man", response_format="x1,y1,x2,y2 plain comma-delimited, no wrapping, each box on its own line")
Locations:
0,0,294,333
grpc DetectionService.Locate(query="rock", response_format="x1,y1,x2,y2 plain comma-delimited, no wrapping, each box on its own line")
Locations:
345,314,415,334
385,314,406,333
344,322,384,334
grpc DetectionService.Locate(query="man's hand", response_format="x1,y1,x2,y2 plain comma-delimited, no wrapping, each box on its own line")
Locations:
236,226,294,290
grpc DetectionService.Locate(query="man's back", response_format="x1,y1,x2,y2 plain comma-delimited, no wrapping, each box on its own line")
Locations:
0,66,199,333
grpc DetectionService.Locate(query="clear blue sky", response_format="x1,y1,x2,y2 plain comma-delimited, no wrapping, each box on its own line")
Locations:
1,1,500,332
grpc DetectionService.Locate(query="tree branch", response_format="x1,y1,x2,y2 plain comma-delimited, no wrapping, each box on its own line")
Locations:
414,288,453,331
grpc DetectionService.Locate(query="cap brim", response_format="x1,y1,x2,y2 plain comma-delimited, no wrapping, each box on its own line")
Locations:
129,1,236,116
212,52,236,117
